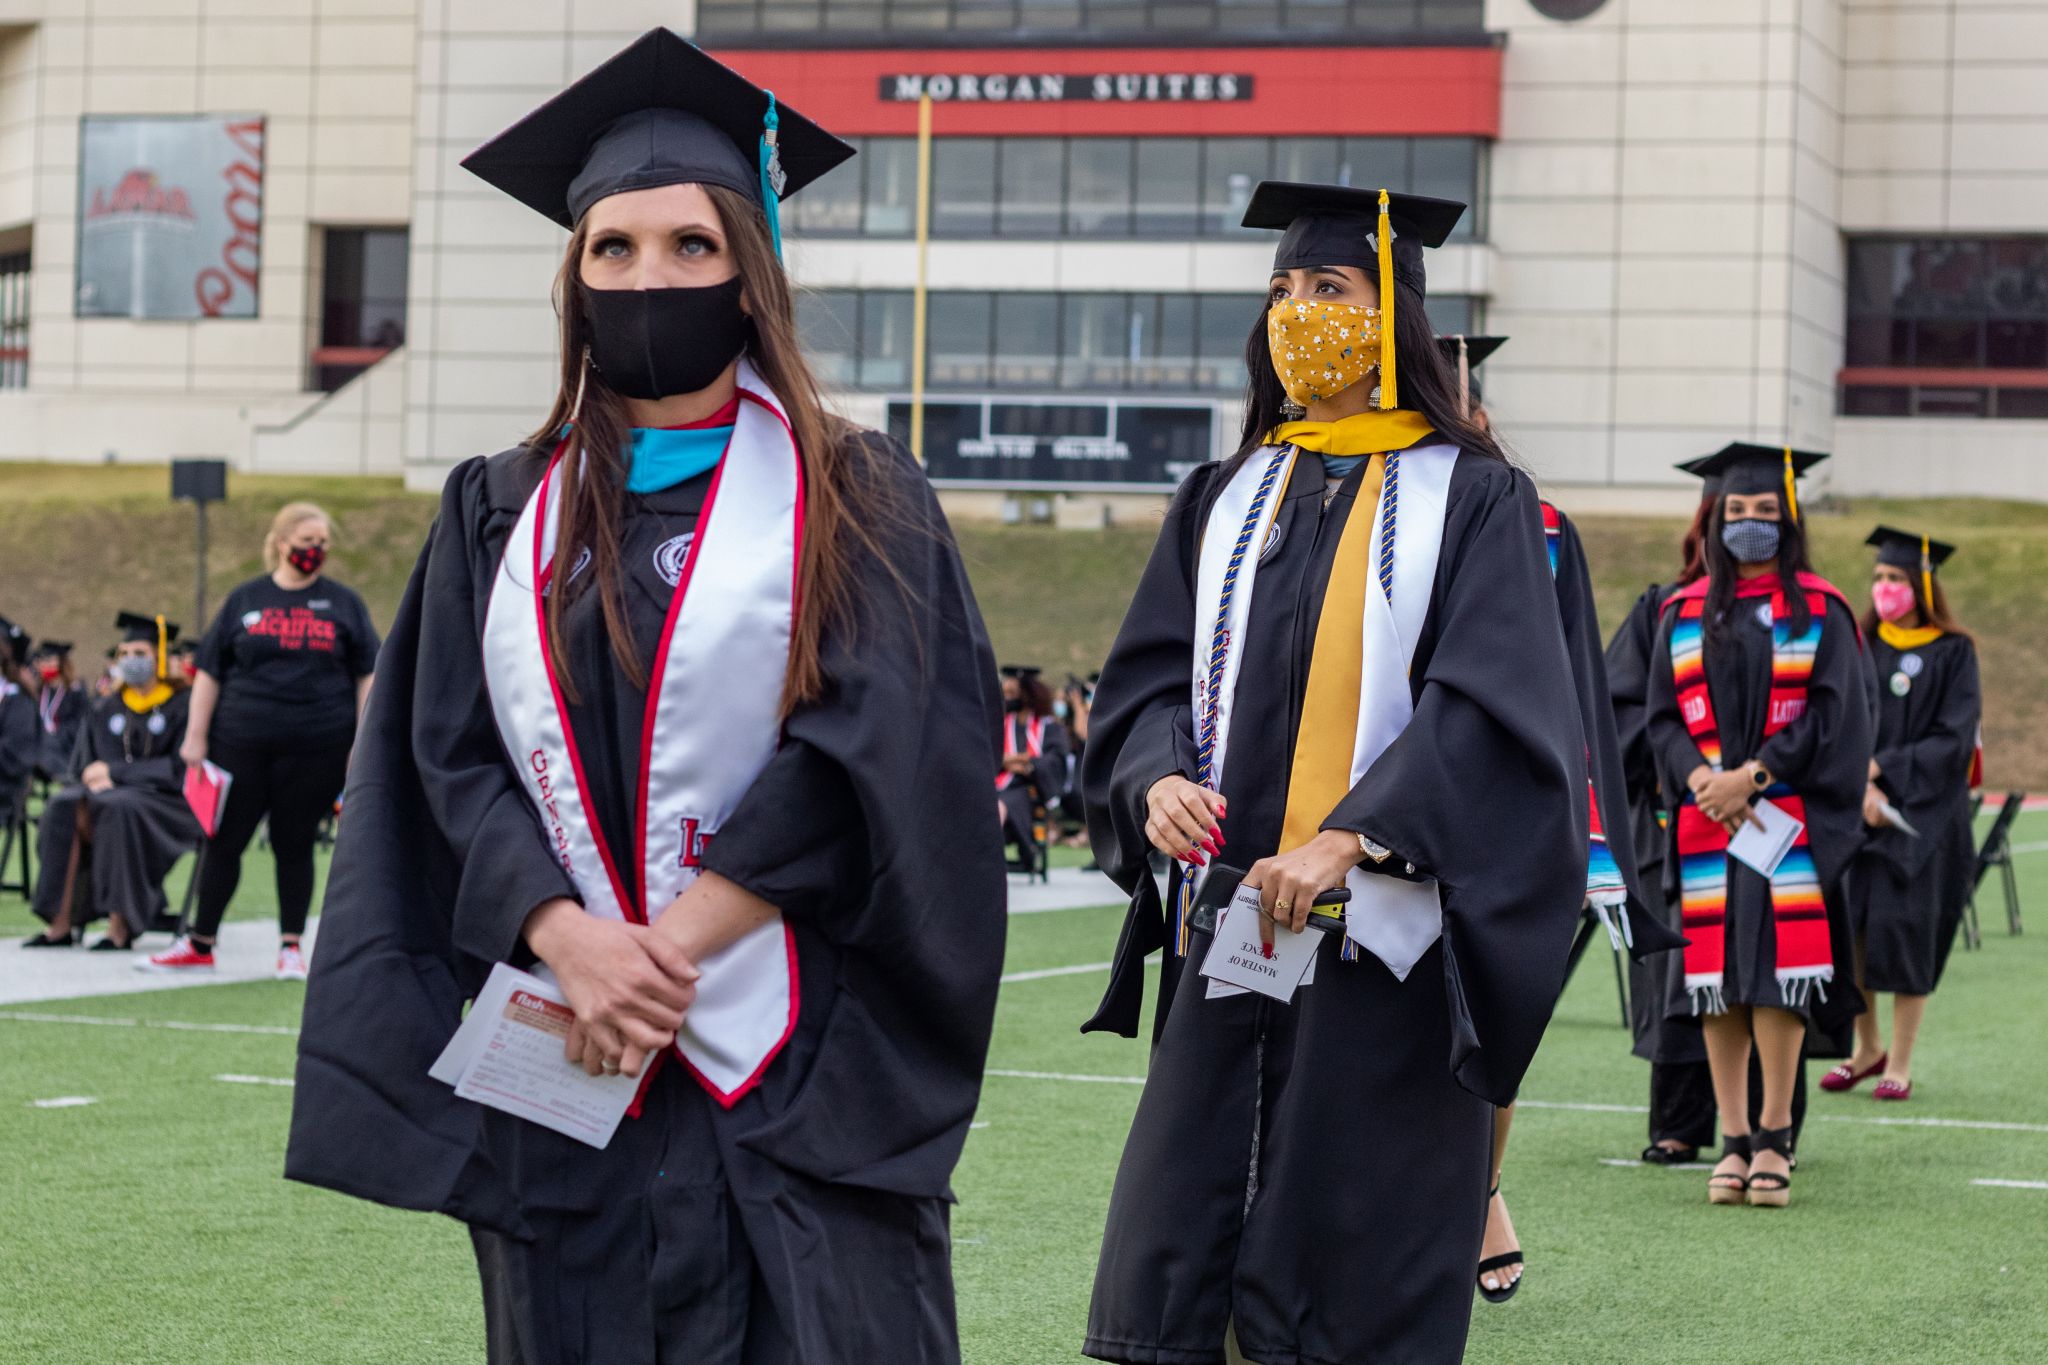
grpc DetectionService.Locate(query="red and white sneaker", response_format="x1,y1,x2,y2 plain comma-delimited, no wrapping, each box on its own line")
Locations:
138,937,216,972
276,944,309,981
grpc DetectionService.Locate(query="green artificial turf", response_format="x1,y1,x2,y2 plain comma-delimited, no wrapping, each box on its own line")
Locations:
2,818,2046,1363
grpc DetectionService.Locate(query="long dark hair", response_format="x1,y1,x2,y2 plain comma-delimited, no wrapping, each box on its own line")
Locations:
1702,496,1816,644
1859,566,1973,642
1233,272,1508,462
1676,494,1714,586
525,184,897,714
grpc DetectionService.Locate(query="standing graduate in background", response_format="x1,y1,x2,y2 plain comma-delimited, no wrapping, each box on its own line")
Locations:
1438,337,1684,1304
1646,445,1872,1209
996,664,1068,875
0,617,36,812
1828,528,1981,1103
284,32,1005,1364
1082,185,1586,1365
29,641,88,784
23,614,200,951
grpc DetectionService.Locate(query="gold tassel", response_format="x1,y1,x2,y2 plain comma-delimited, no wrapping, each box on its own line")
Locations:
568,345,591,428
1376,188,1396,411
1456,335,1470,418
1921,533,1933,618
155,614,166,681
1782,445,1798,524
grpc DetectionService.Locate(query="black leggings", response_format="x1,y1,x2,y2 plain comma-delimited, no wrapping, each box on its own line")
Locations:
193,734,351,940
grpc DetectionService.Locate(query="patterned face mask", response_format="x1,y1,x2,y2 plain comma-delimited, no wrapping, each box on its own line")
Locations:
1266,297,1383,408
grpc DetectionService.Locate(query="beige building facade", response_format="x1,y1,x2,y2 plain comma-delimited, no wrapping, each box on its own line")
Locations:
0,0,2041,509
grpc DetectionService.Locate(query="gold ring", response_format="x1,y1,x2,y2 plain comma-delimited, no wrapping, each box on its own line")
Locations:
1274,900,1294,915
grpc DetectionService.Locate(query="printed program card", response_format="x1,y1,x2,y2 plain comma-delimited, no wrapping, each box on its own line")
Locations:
1727,797,1804,879
1199,884,1320,1003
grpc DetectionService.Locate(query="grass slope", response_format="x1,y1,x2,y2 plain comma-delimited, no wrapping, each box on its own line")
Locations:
5,462,2046,787
2,817,2045,1363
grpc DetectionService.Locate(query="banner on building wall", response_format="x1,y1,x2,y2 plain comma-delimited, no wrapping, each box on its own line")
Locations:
887,398,1217,489
76,115,266,320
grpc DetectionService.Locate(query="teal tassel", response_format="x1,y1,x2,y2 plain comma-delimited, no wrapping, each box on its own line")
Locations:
759,91,785,260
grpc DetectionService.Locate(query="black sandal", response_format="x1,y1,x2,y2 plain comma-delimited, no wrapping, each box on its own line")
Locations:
1707,1134,1751,1205
1746,1126,1793,1208
1640,1142,1699,1165
1475,1182,1523,1304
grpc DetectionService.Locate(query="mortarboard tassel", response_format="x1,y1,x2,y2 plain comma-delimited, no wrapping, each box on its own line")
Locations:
759,91,786,261
1782,445,1798,525
155,615,167,681
1921,533,1934,619
1376,188,1396,410
1456,335,1470,418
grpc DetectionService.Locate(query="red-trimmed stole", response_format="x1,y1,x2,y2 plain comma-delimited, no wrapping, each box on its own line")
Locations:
1665,571,1847,1013
995,714,1048,792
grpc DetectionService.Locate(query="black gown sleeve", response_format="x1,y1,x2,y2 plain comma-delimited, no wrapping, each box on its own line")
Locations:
1605,585,1665,804
1871,639,1980,880
696,739,866,924
1318,459,1590,1105
0,694,34,794
1031,717,1071,806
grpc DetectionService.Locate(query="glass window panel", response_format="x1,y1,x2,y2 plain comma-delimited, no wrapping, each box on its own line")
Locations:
1060,293,1131,390
1841,385,1910,417
1282,0,1349,30
1017,0,1083,27
954,0,1019,29
796,290,861,388
824,2,886,27
929,292,993,387
1843,315,1902,367
1132,139,1201,237
1904,240,1986,315
1196,294,1258,391
1911,318,1982,366
998,139,1064,237
992,293,1061,387
697,0,760,33
1084,0,1146,28
991,402,1108,437
1427,294,1475,337
1913,385,1988,417
1994,387,2048,419
1149,3,1218,29
887,0,952,30
1133,293,1196,389
1985,237,2048,315
760,0,822,30
934,138,997,236
1410,139,1480,240
788,137,863,236
1067,140,1134,237
1201,138,1269,237
859,292,915,389
863,139,918,235
1337,137,1410,191
1219,3,1283,29
1351,0,1421,32
1845,239,1911,316
1271,138,1339,187
1987,319,2048,368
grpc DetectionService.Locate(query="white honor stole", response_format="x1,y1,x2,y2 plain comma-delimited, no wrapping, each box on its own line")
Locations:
1193,441,1459,980
481,358,803,1107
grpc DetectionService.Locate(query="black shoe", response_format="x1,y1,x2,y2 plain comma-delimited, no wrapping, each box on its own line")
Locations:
88,936,133,952
1640,1142,1699,1165
22,930,78,949
1476,1182,1523,1304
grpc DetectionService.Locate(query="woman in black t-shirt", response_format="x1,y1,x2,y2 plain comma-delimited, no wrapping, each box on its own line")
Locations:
145,502,379,979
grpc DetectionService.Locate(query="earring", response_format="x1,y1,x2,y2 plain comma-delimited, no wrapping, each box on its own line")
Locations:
567,345,592,427
1280,399,1306,420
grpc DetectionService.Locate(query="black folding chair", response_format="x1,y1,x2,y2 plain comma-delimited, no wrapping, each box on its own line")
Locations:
1969,791,2026,937
1561,902,1631,1027
0,783,32,898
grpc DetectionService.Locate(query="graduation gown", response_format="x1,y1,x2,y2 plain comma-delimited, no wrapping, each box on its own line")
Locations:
1845,631,1980,995
32,689,200,935
35,683,88,783
285,431,1006,1364
997,711,1069,841
1080,450,1586,1365
1646,586,1872,1023
0,684,35,805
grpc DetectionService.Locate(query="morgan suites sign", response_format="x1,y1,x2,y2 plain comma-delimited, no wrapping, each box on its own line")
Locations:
881,71,1253,103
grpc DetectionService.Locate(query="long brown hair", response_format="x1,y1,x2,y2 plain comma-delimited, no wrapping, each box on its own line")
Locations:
1860,565,1972,642
525,184,891,713
1676,494,1713,586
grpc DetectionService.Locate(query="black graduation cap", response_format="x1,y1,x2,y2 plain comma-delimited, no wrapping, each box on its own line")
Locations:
115,612,179,646
1436,334,1506,415
1244,182,1465,412
1000,665,1044,681
1675,442,1828,519
32,639,73,661
1866,525,1956,573
0,614,27,661
460,28,855,232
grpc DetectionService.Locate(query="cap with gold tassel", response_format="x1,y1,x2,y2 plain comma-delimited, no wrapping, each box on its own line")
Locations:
1920,533,1934,615
1782,445,1800,525
1375,187,1397,410
1455,334,1470,417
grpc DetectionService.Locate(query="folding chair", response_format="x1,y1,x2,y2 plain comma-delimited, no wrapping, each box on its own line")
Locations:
1960,793,1986,951
1003,797,1054,884
1969,791,2025,937
1561,902,1630,1027
0,783,32,898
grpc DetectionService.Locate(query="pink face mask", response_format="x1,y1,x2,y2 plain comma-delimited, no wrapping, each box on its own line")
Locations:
1871,579,1917,622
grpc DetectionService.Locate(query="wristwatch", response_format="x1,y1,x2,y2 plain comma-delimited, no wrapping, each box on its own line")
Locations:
1356,832,1391,863
1748,761,1773,790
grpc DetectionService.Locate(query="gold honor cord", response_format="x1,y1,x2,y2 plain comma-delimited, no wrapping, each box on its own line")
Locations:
1376,188,1397,411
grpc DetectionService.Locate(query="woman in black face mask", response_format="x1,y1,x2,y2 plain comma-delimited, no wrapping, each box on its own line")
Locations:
1644,444,1873,1209
281,31,1005,1365
150,503,379,976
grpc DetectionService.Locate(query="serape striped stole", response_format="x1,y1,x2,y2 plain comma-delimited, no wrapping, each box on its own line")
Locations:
1664,572,1845,1011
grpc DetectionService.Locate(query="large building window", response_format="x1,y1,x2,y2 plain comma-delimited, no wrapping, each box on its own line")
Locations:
797,287,1476,393
784,135,1487,242
700,0,1484,39
313,227,408,392
0,251,28,389
1841,235,2048,419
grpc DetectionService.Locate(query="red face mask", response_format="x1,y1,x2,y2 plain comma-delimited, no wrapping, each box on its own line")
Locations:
36,662,60,681
287,544,327,575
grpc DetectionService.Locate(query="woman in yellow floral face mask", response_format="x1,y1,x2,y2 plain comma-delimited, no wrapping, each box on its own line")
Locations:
1077,180,1591,1365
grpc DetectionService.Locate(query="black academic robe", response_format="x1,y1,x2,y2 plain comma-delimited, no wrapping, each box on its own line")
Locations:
33,689,200,935
1646,585,1872,1024
1081,449,1587,1365
1550,510,1684,962
35,683,88,782
285,431,1005,1365
0,684,35,804
996,710,1068,846
1845,631,1980,995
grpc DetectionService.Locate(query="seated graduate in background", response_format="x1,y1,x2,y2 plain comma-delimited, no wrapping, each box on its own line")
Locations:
0,616,38,815
996,664,1069,875
24,613,202,952
29,640,89,785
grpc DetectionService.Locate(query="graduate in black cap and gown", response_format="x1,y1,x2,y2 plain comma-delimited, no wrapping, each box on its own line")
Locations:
1440,338,1683,1303
28,641,89,783
996,664,1069,875
1644,444,1871,1208
1827,527,1980,1103
0,617,37,809
283,31,1005,1364
1081,185,1587,1365
24,613,200,951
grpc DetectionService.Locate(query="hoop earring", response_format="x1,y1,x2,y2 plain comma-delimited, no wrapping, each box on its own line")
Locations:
567,345,592,427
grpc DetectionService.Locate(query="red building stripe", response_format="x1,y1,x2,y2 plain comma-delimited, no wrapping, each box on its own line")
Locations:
709,46,1501,138
1840,366,2048,390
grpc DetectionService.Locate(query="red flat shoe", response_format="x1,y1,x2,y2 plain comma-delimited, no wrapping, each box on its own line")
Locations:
1874,1079,1911,1102
1819,1053,1887,1093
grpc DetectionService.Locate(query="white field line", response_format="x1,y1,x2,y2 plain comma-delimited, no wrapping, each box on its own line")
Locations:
999,961,1115,983
2007,839,2048,856
215,1073,295,1087
1972,1179,2048,1190
0,1010,298,1037
986,1067,1145,1085
1597,1157,1714,1170
28,1096,97,1109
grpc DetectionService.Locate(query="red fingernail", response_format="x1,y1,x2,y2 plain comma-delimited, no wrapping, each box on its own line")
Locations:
1215,832,1227,848
1261,941,1274,959
1191,853,1207,868
1201,837,1219,856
